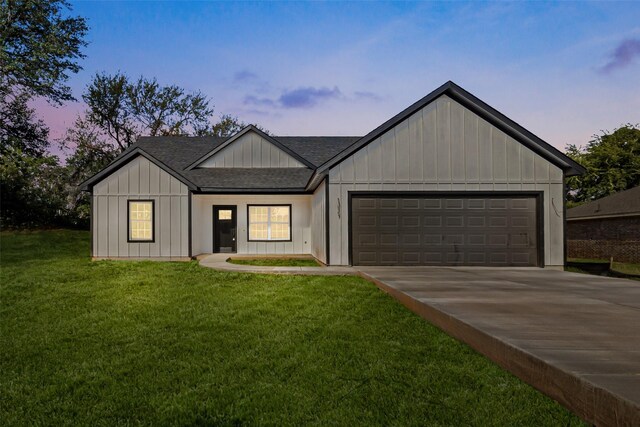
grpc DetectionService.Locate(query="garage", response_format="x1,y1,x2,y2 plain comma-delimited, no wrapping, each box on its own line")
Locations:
350,193,541,266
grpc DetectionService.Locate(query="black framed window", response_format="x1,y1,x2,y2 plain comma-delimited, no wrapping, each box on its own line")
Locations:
128,200,155,242
248,205,291,241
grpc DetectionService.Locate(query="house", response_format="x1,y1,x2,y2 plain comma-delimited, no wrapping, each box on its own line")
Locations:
80,81,584,267
567,186,640,262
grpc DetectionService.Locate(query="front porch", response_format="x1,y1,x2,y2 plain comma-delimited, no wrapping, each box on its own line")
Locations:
191,194,318,258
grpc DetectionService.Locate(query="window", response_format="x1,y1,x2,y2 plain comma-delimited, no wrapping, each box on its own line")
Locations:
248,205,291,241
128,200,154,242
218,210,232,220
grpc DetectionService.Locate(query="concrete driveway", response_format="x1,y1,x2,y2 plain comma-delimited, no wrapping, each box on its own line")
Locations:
357,266,640,426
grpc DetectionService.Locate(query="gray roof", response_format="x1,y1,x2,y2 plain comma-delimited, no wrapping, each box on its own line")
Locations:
567,186,640,220
134,136,228,170
183,168,314,191
131,135,359,169
276,136,359,167
86,134,360,192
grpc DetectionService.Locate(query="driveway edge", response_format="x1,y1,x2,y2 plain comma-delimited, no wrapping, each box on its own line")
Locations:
358,271,640,427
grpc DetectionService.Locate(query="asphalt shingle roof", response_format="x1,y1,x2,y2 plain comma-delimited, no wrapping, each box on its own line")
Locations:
276,136,360,167
135,136,228,171
106,134,361,191
183,168,314,190
567,186,640,219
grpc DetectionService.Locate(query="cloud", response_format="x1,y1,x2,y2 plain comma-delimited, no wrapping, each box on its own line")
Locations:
233,70,259,83
599,38,640,74
279,86,342,108
243,95,276,107
354,91,384,102
244,86,342,109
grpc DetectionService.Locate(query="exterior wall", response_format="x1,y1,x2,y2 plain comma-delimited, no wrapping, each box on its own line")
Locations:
198,132,304,168
310,179,327,264
328,94,565,266
92,156,189,258
192,194,312,256
568,216,640,262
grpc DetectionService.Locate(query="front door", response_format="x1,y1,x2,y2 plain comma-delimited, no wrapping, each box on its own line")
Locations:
213,206,237,253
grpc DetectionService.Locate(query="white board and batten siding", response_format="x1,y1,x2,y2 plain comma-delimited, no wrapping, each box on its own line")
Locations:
92,156,189,259
310,179,327,264
198,132,304,168
191,194,312,256
328,94,565,267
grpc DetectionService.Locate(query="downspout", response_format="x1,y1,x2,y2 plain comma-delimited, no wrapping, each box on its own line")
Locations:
324,176,330,265
89,189,94,259
188,190,193,259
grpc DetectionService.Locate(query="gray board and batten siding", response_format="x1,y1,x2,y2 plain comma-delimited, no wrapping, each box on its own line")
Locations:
92,156,189,259
328,95,565,267
310,179,328,264
197,131,306,168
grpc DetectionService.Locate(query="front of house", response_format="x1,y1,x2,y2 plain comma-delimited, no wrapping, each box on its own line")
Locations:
81,81,584,268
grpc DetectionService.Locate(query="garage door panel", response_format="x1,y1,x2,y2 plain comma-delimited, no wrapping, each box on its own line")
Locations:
402,199,420,209
380,199,399,209
352,194,539,266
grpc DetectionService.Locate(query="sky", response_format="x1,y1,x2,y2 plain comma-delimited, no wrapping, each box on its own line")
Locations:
36,1,640,153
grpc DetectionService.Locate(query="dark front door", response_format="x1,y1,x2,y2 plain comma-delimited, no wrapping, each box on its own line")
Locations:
213,206,237,253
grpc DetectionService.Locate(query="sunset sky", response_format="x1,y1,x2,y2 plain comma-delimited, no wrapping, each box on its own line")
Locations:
37,1,640,153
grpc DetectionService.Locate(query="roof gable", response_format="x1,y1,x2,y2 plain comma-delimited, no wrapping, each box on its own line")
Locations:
80,148,198,191
187,126,315,170
315,81,585,178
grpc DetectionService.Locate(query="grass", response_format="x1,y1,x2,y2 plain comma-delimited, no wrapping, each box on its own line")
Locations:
611,261,640,276
0,230,583,426
567,257,609,264
228,257,320,267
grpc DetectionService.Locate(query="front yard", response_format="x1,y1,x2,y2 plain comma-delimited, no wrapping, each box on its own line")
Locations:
0,231,581,425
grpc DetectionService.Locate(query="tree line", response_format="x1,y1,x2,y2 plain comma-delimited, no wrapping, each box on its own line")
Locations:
1,1,253,228
1,1,638,229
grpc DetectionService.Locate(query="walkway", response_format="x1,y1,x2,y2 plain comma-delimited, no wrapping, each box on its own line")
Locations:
199,254,356,276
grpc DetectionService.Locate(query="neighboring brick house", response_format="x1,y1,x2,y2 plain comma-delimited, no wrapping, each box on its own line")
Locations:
567,186,640,262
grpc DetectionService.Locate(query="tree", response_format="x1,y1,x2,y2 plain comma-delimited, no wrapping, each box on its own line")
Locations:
83,72,214,150
59,117,119,225
128,76,214,137
0,147,69,227
208,114,248,137
566,124,640,205
0,0,88,228
1,0,88,103
0,85,49,156
61,72,266,227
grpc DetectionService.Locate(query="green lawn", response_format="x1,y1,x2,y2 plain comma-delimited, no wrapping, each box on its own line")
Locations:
228,257,320,267
0,231,582,426
567,257,609,264
611,262,640,276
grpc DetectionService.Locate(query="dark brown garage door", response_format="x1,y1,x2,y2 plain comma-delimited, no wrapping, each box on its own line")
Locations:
351,194,540,266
